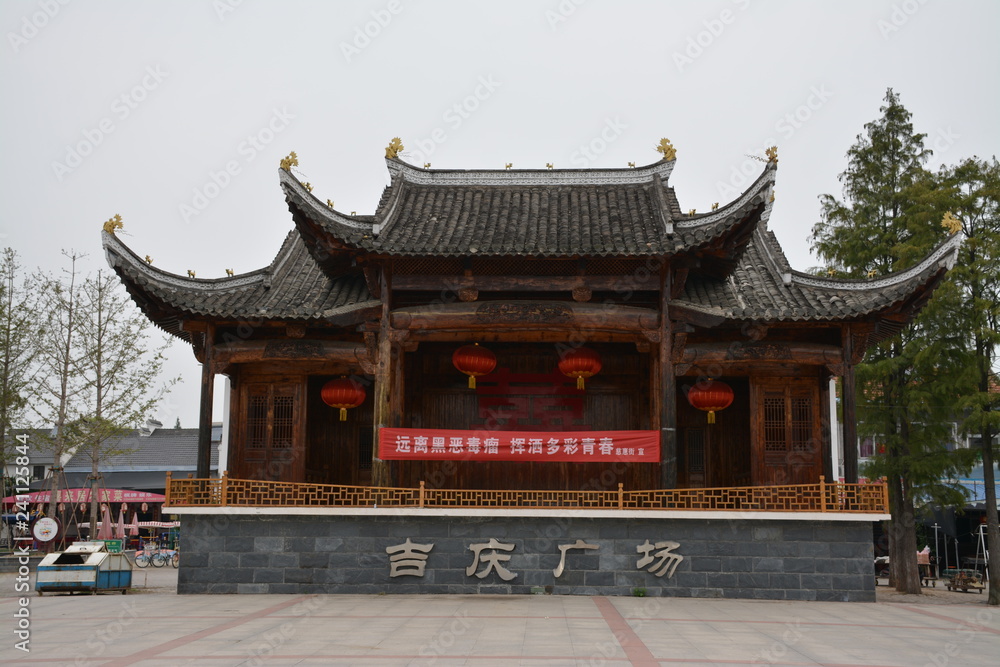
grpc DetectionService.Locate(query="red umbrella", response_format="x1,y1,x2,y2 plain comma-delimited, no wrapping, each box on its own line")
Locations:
97,505,113,540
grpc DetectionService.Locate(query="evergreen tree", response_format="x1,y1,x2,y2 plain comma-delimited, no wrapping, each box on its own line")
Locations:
936,156,1000,604
811,89,972,594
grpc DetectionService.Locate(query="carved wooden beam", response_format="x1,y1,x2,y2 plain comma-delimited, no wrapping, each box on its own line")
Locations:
679,341,842,366
391,275,657,292
212,339,370,370
390,301,659,332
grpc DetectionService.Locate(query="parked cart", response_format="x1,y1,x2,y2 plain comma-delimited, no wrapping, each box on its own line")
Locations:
35,541,132,595
941,568,984,594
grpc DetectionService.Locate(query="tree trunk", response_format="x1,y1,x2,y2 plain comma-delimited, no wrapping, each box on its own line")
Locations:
982,424,999,605
889,474,922,594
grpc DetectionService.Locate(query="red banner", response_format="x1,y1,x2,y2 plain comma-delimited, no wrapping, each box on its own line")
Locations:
379,428,659,463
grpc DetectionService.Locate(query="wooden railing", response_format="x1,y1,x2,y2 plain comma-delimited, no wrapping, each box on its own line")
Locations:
165,473,889,513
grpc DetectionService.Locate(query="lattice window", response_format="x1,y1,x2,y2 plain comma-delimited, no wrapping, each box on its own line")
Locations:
272,395,294,450
763,394,786,453
246,394,268,449
791,396,813,452
687,430,705,474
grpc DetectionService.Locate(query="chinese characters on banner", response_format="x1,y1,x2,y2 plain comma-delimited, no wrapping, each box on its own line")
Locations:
383,538,685,580
378,428,660,463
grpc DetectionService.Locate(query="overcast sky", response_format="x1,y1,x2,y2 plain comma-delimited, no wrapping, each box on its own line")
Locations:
2,0,998,429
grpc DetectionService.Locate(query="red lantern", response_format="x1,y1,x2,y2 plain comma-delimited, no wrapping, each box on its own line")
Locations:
687,379,734,424
558,347,602,390
452,343,496,389
321,377,366,421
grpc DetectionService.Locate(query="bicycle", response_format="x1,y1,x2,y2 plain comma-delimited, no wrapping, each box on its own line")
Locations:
133,548,153,568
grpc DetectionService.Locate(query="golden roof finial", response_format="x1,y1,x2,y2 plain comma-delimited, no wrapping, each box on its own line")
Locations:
303,182,313,192
654,138,676,161
144,255,153,265
711,202,719,210
505,163,513,169
326,199,335,209
941,211,962,235
627,161,635,168
826,268,836,277
765,146,778,163
385,137,404,159
102,214,123,235
225,268,234,277
280,151,298,171
546,163,554,169
423,163,431,168
187,270,196,278
867,269,877,278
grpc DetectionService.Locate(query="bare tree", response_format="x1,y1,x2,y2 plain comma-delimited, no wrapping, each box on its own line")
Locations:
0,248,42,493
31,251,89,520
74,270,177,529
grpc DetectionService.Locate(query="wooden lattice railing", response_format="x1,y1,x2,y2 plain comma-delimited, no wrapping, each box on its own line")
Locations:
165,473,888,513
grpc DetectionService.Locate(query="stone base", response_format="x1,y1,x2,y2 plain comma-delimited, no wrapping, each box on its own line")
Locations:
178,514,875,601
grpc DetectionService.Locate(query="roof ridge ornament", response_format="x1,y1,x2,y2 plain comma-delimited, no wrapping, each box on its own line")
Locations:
280,151,299,171
655,138,676,161
941,211,962,235
102,214,123,235
385,137,404,159
765,146,778,164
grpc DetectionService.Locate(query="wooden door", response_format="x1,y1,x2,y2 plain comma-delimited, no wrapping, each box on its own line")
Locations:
237,382,304,481
751,378,824,486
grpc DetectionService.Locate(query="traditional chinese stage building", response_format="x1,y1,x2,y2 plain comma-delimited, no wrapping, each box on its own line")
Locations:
103,139,959,600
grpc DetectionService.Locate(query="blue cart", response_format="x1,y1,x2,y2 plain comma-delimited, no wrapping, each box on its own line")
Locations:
35,541,133,595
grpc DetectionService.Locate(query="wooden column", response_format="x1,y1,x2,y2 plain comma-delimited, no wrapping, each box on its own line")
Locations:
842,328,859,483
659,265,677,489
196,325,215,479
371,269,392,487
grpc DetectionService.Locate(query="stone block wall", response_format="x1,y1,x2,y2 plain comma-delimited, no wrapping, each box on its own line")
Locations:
178,514,875,601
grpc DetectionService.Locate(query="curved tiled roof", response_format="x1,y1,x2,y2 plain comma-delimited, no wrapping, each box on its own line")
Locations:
676,225,962,322
280,158,777,257
103,230,379,339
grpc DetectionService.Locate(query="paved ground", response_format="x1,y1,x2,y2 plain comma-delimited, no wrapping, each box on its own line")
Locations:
0,568,997,666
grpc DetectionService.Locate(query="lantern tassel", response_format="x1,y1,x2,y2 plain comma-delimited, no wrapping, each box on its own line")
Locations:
469,376,476,389
339,407,347,421
707,410,716,425
576,376,584,390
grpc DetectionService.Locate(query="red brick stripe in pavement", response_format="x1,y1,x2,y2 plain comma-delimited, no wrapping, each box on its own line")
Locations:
592,596,660,667
94,595,314,667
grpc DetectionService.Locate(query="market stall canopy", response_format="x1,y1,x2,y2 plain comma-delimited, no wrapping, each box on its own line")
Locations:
2,488,166,505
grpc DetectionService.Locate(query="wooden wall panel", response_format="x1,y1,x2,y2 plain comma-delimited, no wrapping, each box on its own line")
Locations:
396,343,658,491
676,377,751,488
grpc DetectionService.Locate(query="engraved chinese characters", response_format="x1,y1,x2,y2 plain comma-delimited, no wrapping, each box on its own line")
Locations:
382,537,684,581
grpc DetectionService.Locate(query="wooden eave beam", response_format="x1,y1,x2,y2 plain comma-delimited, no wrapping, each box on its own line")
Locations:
390,275,658,292
390,301,659,333
678,341,842,367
